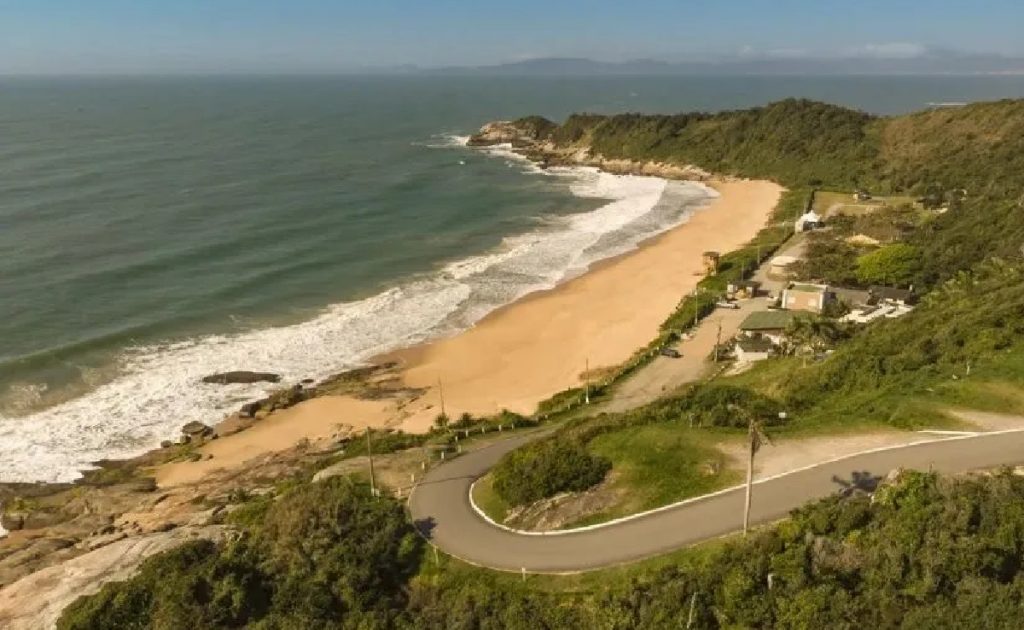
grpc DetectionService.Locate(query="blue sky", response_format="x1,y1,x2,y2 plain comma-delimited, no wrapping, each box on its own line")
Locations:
2,0,1023,74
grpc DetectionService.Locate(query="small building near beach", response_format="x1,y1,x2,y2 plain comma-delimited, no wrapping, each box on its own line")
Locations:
739,310,798,345
728,279,762,299
702,251,720,275
795,210,824,232
736,336,775,362
782,282,837,314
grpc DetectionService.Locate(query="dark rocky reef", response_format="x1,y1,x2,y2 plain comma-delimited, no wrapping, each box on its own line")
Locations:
201,371,281,385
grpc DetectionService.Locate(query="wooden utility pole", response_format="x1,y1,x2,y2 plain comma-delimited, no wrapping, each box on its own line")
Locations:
714,319,723,362
743,421,755,535
693,291,701,328
366,428,377,498
438,377,446,418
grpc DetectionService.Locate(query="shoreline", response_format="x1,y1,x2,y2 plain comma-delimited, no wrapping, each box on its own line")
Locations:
154,176,782,486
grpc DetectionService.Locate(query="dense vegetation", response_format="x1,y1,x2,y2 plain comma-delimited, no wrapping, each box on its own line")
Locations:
527,98,1024,288
62,470,1024,629
491,439,611,505
59,479,421,630
780,258,1024,424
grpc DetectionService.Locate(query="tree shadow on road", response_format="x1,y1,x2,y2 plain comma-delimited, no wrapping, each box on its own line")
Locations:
414,516,437,539
832,470,882,497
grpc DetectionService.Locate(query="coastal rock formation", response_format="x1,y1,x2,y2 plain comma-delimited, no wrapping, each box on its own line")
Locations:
0,526,227,630
180,421,213,444
467,118,714,182
201,370,281,385
466,117,554,147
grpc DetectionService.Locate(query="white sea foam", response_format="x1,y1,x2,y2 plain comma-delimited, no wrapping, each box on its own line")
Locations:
0,141,716,483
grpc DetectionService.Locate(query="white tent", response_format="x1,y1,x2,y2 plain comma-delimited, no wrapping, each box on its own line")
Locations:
795,210,823,232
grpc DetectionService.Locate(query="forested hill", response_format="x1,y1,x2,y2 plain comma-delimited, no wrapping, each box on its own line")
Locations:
507,98,1024,196
488,99,1024,287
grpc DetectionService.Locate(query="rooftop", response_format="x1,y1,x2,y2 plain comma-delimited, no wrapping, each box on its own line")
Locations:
737,336,776,352
740,310,798,331
870,285,916,302
788,282,828,294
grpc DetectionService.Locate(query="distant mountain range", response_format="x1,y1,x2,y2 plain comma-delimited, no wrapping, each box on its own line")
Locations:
406,54,1024,76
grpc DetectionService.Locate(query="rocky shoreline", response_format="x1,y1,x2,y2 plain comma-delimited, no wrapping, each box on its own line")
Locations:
468,119,718,182
0,361,420,597
0,118,740,626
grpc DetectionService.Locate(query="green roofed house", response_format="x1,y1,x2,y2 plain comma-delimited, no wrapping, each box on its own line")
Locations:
739,310,798,345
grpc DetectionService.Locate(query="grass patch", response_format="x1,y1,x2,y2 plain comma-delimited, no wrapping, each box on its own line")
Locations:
470,474,510,524
577,424,741,525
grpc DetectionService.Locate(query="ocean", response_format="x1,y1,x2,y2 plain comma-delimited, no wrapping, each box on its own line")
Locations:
3,74,1024,483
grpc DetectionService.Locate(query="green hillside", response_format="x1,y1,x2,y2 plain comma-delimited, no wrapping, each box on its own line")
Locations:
56,98,1024,628
522,98,1024,196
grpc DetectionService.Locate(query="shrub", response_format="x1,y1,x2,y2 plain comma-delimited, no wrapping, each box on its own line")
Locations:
491,440,611,506
58,478,420,629
855,243,922,286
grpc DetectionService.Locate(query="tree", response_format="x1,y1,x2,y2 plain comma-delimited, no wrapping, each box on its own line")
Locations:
728,404,773,535
784,316,845,365
855,244,922,286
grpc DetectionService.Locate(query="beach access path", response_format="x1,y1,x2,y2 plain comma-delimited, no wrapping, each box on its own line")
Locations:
601,225,801,414
601,297,767,413
407,423,1024,573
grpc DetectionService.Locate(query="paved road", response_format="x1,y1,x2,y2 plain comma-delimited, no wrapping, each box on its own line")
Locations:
602,299,764,413
408,429,1024,573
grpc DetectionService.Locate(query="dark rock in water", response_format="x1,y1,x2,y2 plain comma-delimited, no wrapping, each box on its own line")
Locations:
300,378,314,385
180,421,213,444
202,371,281,385
239,401,262,418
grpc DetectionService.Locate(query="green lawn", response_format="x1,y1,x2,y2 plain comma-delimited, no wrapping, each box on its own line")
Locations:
470,473,510,524
812,189,919,218
573,424,741,526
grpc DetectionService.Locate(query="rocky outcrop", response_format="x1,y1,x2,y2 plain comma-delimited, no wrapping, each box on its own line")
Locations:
201,371,281,385
467,119,715,183
467,117,554,147
180,421,213,444
0,526,227,630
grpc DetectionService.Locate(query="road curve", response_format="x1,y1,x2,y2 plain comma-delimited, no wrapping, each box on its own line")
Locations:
408,429,1024,572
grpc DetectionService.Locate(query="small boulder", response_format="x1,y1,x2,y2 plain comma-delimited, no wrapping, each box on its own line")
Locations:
202,371,281,385
181,421,213,444
239,401,262,417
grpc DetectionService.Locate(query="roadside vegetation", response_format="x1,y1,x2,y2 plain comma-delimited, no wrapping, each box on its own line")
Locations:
60,469,1024,629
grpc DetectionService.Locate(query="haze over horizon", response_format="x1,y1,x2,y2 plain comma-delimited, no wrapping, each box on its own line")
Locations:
3,0,1024,75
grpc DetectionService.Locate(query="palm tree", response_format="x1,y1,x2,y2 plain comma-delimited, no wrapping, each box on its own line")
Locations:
730,404,773,536
785,315,842,366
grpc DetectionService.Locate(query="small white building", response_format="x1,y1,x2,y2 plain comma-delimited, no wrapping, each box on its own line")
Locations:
735,336,775,362
795,210,823,233
781,282,837,314
841,303,915,324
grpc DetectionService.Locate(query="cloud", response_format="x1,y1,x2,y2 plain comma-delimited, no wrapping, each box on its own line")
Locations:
852,42,929,59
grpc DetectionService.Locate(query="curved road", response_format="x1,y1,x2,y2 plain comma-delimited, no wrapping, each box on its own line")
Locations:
408,429,1024,572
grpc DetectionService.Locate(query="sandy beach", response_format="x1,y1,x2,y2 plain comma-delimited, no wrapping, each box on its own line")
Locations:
155,178,783,486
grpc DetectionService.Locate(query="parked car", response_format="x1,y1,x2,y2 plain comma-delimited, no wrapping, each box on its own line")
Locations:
659,347,681,358
716,300,740,310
